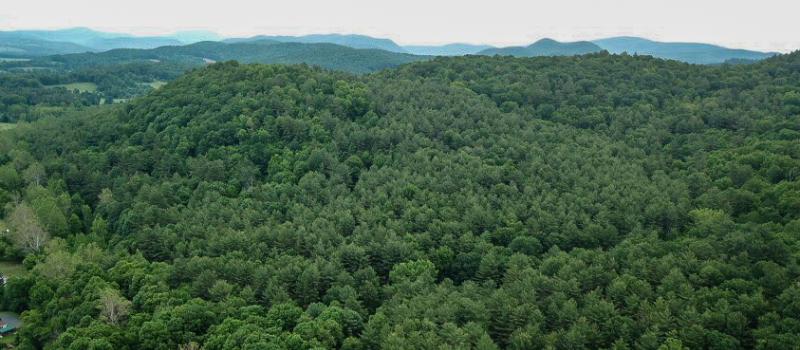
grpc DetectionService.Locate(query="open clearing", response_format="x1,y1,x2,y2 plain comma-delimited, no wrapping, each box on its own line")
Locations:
0,57,30,62
46,82,98,93
0,333,16,345
15,67,52,72
148,81,168,89
0,261,27,279
0,123,16,131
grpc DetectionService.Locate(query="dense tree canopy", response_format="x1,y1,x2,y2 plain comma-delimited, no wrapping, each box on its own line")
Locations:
0,40,431,122
0,51,799,349
0,72,100,122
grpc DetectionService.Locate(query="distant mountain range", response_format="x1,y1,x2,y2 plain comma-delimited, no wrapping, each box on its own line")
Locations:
170,30,222,44
0,28,214,56
0,27,785,64
403,43,494,56
27,40,428,74
473,37,779,64
225,34,408,53
228,36,494,56
0,32,90,56
4,27,122,47
84,37,182,52
478,38,602,57
590,36,778,64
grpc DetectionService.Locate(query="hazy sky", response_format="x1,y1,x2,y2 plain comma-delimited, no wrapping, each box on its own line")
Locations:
1,0,798,52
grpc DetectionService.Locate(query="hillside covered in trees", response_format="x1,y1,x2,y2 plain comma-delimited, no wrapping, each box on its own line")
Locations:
1,27,779,65
0,51,799,349
0,40,429,122
591,37,778,65
223,34,408,53
0,27,204,56
7,40,427,74
479,39,602,57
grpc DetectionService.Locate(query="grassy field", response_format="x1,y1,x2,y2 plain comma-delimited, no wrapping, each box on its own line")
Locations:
0,261,27,279
100,98,131,104
148,81,168,89
0,223,25,279
0,57,30,62
46,82,98,93
0,333,16,346
0,123,16,131
16,67,52,72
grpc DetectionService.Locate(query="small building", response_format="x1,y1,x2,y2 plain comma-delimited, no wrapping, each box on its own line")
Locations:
0,321,14,335
0,314,21,336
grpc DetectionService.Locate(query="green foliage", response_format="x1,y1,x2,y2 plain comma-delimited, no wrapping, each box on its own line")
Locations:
0,72,101,122
0,51,799,349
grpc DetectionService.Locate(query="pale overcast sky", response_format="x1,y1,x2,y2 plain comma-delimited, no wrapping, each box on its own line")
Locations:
1,0,798,52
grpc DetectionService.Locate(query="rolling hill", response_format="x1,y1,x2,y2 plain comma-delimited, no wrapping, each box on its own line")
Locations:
0,39,430,114
0,27,187,55
592,36,778,64
1,28,783,65
478,38,602,57
1,27,124,46
30,40,428,74
224,33,408,53
170,30,223,44
83,36,183,51
0,34,91,56
402,43,494,56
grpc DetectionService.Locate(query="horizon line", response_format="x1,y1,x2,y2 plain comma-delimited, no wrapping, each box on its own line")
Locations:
0,26,794,54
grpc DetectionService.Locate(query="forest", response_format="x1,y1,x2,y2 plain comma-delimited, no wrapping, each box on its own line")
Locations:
0,51,798,350
0,40,430,122
0,62,187,122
